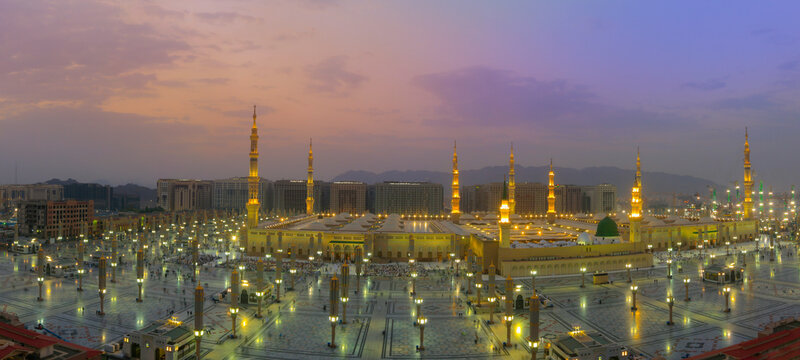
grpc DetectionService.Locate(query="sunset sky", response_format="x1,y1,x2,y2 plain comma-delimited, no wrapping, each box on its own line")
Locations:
2,1,800,189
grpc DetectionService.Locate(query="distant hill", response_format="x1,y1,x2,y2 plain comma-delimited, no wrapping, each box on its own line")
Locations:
114,183,157,204
332,165,719,195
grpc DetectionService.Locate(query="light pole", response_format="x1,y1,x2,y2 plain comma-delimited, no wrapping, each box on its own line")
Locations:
530,269,537,295
329,275,339,348
683,277,691,301
256,258,264,318
136,248,144,302
98,257,107,316
37,247,45,302
504,276,514,346
488,296,497,324
289,268,297,291
410,271,418,297
742,250,747,266
667,258,673,279
77,240,85,291
626,263,632,283
488,263,496,323
580,267,587,288
466,271,473,294
529,293,540,360
341,261,349,323
723,286,731,313
475,283,483,306
111,237,118,283
229,269,239,338
666,296,674,325
630,285,638,311
194,285,204,360
418,315,427,351
275,252,283,303
677,242,682,256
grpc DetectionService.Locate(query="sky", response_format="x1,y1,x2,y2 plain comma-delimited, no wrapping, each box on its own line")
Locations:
2,0,800,189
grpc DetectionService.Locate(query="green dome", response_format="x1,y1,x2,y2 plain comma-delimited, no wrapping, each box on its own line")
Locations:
595,216,620,237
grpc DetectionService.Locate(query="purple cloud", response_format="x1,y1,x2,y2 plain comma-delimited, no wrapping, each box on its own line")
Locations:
305,56,367,95
681,78,727,91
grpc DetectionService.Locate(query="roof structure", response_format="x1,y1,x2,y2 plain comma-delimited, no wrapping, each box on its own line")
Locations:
686,321,800,360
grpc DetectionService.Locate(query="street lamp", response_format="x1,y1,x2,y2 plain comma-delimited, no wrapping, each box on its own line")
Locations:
580,267,587,288
742,250,747,266
289,268,297,291
503,314,514,346
667,259,673,279
723,286,731,313
529,340,539,360
488,296,497,324
683,277,691,301
417,316,427,350
410,271,418,297
630,285,639,311
475,283,483,305
626,263,632,283
666,296,674,325
530,269,538,295
37,276,44,302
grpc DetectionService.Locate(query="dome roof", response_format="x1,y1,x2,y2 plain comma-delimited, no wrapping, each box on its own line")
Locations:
595,216,620,237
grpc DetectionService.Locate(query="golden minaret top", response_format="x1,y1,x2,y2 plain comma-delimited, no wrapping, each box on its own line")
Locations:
306,138,315,215
743,128,753,219
508,143,515,215
451,141,461,219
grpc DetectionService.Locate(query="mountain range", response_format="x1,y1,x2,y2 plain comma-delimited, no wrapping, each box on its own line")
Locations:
332,165,719,196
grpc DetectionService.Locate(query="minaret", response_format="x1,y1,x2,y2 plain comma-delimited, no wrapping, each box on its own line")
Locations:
498,176,511,248
629,148,643,243
247,106,260,230
451,141,461,222
508,143,516,215
743,128,753,219
306,138,315,215
546,159,556,224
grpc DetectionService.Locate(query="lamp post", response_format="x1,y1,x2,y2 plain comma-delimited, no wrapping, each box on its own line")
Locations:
229,269,239,338
275,253,283,303
677,242,682,256
626,263,632,283
630,285,639,311
666,296,674,325
37,247,45,302
723,286,731,313
414,297,423,318
529,293,540,360
98,257,107,316
418,315,427,351
136,248,144,302
475,283,483,306
530,269,537,296
742,250,747,266
683,277,691,301
580,267,587,288
410,271,418,297
488,296,497,324
256,258,264,318
329,275,339,348
111,237,118,283
194,285,204,360
504,276,514,346
340,261,349,323
77,240,85,291
466,271,473,294
667,259,673,279
488,263,496,323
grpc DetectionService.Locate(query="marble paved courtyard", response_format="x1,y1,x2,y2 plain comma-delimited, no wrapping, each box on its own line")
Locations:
2,242,799,359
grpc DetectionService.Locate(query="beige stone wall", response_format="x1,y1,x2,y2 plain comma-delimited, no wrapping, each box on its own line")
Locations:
500,253,652,277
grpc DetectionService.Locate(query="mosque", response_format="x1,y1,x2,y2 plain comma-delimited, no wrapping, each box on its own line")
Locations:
241,107,758,275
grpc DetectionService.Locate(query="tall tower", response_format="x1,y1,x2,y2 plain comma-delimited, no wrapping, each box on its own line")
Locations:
247,106,260,230
743,128,753,220
629,148,643,243
451,141,461,222
499,177,511,248
306,138,315,215
508,143,515,215
546,159,556,224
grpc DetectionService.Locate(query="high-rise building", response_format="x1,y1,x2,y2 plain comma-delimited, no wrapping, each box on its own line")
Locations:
515,182,548,214
306,139,314,215
508,143,515,215
330,181,366,214
547,159,556,223
556,185,583,214
19,200,93,239
212,177,271,212
273,180,324,214
63,182,112,210
156,179,212,211
373,182,443,215
582,184,617,215
0,184,63,211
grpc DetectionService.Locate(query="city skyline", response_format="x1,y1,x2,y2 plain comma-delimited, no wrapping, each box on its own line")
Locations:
2,1,800,188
